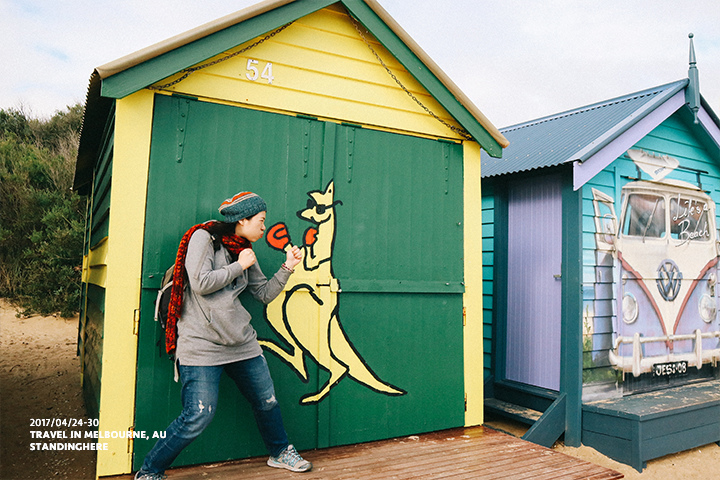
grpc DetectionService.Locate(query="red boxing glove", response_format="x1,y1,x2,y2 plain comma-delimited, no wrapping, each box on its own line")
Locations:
267,222,291,251
304,227,318,246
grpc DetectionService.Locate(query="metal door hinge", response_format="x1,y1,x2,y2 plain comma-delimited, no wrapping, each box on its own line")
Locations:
133,309,140,336
463,307,467,326
464,393,468,412
175,99,190,163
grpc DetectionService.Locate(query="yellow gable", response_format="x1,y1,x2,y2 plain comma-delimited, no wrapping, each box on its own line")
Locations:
149,4,465,141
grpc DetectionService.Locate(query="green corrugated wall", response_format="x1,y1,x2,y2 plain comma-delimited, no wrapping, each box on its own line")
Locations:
132,94,467,468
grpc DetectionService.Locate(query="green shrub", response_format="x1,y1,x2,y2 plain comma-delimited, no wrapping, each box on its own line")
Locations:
0,105,85,317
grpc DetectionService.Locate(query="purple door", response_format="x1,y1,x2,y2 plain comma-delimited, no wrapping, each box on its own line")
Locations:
505,175,562,390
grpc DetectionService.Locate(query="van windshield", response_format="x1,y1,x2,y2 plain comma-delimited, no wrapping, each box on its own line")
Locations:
670,195,712,242
622,193,666,239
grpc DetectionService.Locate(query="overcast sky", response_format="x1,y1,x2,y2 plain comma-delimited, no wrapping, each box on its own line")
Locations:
1,0,719,129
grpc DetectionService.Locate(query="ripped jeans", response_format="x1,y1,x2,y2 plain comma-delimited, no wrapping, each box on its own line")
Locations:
139,354,289,475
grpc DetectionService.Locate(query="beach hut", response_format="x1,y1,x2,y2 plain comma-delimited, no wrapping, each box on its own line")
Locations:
481,35,720,471
72,0,508,476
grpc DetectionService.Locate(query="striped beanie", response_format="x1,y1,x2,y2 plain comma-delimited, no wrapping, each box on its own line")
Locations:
218,192,267,223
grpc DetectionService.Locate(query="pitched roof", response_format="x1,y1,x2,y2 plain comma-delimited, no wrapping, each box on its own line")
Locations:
93,0,506,151
75,0,508,193
481,80,690,178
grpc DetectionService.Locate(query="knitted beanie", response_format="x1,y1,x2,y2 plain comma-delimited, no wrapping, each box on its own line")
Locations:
218,192,267,222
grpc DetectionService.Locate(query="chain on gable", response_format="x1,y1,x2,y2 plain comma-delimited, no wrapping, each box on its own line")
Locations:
147,22,294,91
146,17,472,142
349,16,472,141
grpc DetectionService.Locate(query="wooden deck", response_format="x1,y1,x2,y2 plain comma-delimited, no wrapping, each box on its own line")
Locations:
109,426,622,480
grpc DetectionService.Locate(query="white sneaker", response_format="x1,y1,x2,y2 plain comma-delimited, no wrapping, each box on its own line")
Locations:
134,471,166,480
267,444,313,472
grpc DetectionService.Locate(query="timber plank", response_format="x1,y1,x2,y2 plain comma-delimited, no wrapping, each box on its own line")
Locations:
582,379,720,470
107,426,622,480
584,380,720,419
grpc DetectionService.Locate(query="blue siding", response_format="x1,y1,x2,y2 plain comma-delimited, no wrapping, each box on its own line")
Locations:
481,187,495,381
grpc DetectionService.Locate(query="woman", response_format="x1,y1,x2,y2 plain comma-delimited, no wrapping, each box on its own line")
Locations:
135,192,312,480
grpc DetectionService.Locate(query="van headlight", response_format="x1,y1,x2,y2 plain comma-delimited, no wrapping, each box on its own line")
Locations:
699,294,716,323
622,293,639,324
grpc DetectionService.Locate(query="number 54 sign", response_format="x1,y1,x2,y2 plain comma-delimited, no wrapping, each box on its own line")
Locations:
245,59,274,84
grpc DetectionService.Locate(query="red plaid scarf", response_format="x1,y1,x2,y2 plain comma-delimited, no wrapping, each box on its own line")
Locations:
165,221,251,355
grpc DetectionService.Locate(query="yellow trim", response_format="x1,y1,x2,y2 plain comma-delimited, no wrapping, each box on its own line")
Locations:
462,141,484,426
84,237,109,288
156,7,467,141
95,90,154,478
81,254,90,284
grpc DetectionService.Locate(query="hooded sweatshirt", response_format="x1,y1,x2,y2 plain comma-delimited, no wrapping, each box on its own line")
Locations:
175,229,291,366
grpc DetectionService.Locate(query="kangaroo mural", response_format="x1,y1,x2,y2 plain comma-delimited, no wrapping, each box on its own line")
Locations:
261,180,406,404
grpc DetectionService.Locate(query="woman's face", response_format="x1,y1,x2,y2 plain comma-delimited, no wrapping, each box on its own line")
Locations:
235,211,266,242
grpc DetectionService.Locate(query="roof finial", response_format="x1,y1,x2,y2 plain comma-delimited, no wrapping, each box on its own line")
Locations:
689,33,697,64
687,33,700,124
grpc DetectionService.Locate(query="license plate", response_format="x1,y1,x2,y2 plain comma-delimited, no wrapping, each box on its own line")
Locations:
652,361,688,377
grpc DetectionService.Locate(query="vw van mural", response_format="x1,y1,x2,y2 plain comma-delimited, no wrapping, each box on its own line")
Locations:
592,149,720,385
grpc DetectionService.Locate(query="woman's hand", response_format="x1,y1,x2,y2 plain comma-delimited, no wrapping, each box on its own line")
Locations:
285,245,303,270
237,249,257,270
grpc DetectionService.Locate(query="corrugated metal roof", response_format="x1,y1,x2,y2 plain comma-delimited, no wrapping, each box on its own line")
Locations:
481,80,688,178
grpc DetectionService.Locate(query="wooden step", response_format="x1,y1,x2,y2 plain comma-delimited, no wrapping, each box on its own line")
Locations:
484,397,542,425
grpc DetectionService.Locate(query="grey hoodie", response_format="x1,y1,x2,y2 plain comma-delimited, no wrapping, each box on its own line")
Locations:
175,229,291,366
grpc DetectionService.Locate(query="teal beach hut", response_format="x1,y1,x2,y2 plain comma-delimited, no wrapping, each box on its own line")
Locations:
481,35,720,471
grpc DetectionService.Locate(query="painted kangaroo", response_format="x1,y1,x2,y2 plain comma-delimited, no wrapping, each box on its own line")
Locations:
261,180,405,404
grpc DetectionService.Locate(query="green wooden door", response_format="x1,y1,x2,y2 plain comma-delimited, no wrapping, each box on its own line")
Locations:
326,124,465,445
134,95,464,469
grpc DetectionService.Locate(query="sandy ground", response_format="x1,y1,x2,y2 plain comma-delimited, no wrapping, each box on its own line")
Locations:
0,299,95,480
1,297,720,479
